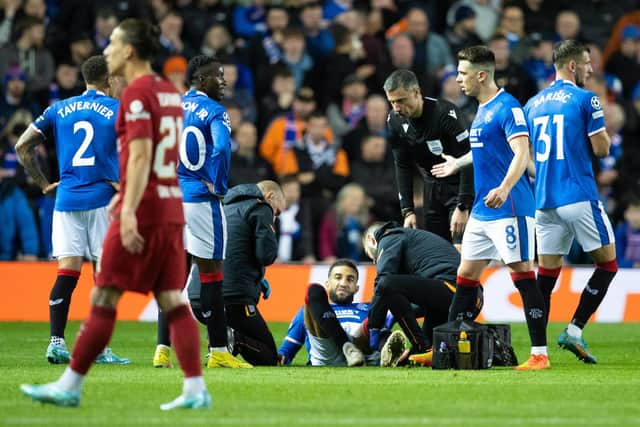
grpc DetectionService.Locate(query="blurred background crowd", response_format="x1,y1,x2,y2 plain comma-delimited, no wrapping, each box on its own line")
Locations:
1,0,639,267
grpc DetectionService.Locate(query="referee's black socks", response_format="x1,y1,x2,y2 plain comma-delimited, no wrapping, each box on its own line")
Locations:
49,269,80,340
512,271,547,347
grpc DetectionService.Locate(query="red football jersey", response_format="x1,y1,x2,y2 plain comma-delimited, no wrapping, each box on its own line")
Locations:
115,74,184,226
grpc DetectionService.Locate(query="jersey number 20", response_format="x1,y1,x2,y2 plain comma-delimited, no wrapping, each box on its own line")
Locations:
533,114,564,162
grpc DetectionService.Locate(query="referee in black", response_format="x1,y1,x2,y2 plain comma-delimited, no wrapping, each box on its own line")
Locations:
384,69,474,248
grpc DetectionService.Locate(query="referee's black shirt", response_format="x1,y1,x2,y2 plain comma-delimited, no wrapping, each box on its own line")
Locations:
387,96,474,213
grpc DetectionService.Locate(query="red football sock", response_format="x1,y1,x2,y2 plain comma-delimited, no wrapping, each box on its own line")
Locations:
167,304,202,378
69,305,116,375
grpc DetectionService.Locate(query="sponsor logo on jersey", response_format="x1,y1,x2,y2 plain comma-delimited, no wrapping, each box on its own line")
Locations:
402,123,409,133
448,109,457,119
590,96,602,110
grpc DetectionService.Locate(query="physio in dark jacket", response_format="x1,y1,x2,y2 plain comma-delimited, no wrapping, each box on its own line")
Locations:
223,182,281,304
189,181,285,366
363,221,483,355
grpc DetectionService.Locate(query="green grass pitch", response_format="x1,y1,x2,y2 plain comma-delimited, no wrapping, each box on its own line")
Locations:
1,321,639,427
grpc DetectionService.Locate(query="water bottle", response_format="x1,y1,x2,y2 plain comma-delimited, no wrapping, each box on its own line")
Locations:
457,331,472,369
438,341,451,369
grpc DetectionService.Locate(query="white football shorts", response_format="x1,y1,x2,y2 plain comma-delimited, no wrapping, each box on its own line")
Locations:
183,199,227,260
51,206,109,260
461,216,535,264
536,200,615,255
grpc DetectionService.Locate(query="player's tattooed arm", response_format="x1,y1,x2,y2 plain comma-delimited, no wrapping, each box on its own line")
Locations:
14,125,54,193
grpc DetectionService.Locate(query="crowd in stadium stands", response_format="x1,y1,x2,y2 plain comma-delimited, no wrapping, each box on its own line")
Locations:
1,0,640,267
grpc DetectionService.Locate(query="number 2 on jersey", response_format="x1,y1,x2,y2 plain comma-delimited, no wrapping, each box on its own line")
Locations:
72,120,95,167
533,114,564,162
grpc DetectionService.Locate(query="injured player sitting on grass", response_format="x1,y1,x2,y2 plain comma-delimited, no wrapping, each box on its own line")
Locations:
278,258,405,367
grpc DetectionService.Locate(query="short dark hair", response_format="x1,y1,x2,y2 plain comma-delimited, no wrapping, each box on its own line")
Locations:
308,110,327,121
96,6,117,20
553,40,590,68
118,18,160,61
81,55,109,85
328,259,359,280
458,45,495,69
300,1,322,12
331,23,351,46
282,26,305,40
383,69,419,92
15,16,43,37
185,55,218,86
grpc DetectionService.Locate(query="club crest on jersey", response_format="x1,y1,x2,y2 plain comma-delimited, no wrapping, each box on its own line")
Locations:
130,99,143,113
427,139,443,155
125,99,150,121
222,111,232,132
590,96,602,110
483,110,494,124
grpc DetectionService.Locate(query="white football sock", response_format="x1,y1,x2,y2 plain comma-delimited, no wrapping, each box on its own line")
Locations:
56,367,84,392
567,323,582,338
210,346,228,353
183,376,206,396
531,346,548,356
50,336,66,347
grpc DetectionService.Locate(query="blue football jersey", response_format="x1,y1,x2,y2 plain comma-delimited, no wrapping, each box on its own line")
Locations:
278,302,371,365
524,80,605,209
32,89,119,211
178,89,231,203
470,89,535,220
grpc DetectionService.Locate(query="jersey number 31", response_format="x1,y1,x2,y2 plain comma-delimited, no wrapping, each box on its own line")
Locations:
533,114,564,162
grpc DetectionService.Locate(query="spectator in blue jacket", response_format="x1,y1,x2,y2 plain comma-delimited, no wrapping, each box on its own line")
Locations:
0,128,39,260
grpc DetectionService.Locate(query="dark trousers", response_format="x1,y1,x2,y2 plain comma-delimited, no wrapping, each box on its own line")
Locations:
370,275,456,351
423,177,463,244
225,303,278,366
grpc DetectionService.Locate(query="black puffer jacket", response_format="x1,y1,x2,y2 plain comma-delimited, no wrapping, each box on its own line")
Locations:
222,184,278,305
373,221,459,284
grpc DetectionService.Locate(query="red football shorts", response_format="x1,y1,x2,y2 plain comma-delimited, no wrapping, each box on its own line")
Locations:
96,222,186,294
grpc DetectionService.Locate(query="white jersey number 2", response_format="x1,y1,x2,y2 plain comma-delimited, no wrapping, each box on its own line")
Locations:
71,121,95,167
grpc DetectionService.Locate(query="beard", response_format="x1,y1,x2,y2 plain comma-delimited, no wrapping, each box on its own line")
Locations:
329,288,354,305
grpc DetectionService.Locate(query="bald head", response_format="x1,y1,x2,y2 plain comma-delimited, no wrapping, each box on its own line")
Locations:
257,180,286,216
362,221,386,262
